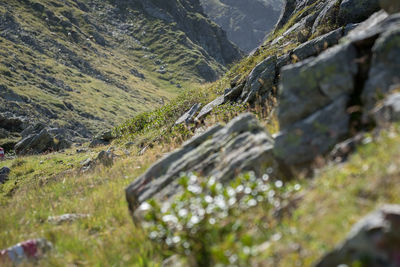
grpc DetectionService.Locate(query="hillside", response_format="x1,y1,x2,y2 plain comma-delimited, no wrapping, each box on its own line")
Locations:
0,0,240,142
1,0,400,266
200,0,283,53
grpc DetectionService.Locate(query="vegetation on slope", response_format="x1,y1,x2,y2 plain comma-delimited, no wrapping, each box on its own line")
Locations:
1,116,399,266
0,0,239,137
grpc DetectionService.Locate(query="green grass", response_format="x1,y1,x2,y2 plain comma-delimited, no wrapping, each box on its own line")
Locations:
0,0,229,135
1,120,400,266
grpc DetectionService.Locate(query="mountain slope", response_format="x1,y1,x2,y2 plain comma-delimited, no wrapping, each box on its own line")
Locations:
200,0,283,53
0,0,240,139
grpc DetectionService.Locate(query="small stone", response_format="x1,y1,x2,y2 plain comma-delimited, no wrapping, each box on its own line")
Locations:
0,166,10,184
48,213,90,225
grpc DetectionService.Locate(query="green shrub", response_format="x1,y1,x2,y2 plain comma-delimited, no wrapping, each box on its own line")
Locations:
140,172,301,267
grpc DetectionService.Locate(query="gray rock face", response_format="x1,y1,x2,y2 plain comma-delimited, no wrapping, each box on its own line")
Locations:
278,43,358,129
275,11,400,167
196,96,226,120
275,96,350,166
89,130,114,148
0,166,10,184
372,92,400,127
175,103,201,125
240,56,277,103
338,0,381,26
126,113,278,212
47,213,90,225
292,28,344,61
0,112,27,133
15,128,71,155
315,205,400,267
311,0,339,34
362,24,400,119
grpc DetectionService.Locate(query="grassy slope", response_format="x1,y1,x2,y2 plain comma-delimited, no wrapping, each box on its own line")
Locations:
1,1,398,266
0,0,226,135
1,122,400,266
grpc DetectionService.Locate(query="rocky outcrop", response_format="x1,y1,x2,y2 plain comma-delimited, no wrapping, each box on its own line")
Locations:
121,0,241,67
361,19,400,119
200,0,283,53
89,130,114,148
15,125,71,155
275,0,381,38
315,205,400,267
338,0,381,25
239,56,277,103
126,113,280,212
175,103,201,125
372,91,400,127
275,11,400,167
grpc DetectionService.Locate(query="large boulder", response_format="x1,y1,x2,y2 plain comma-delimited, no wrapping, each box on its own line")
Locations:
275,96,350,166
15,128,71,155
338,0,381,26
278,43,358,129
275,11,400,167
315,205,400,267
239,56,277,103
126,113,280,212
372,91,400,127
292,28,344,61
362,23,400,120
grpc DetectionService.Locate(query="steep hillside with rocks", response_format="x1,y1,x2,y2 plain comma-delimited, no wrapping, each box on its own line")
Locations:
2,0,400,266
200,0,283,53
0,0,240,152
124,0,400,265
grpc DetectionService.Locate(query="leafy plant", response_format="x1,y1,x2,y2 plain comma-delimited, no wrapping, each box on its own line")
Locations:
140,172,301,267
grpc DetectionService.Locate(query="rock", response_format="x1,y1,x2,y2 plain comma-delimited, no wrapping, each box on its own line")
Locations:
224,81,245,102
372,91,400,127
130,68,145,79
0,113,27,133
0,238,52,265
278,43,358,129
0,128,9,139
15,128,71,155
240,56,277,103
338,0,381,26
196,96,226,120
96,130,114,142
89,130,114,148
48,213,90,225
20,123,46,138
362,24,400,120
80,158,94,172
311,0,339,34
175,103,201,125
329,132,367,162
315,204,400,267
0,166,10,184
96,150,115,167
380,0,400,14
292,28,343,61
126,113,280,212
344,11,390,45
275,96,350,166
